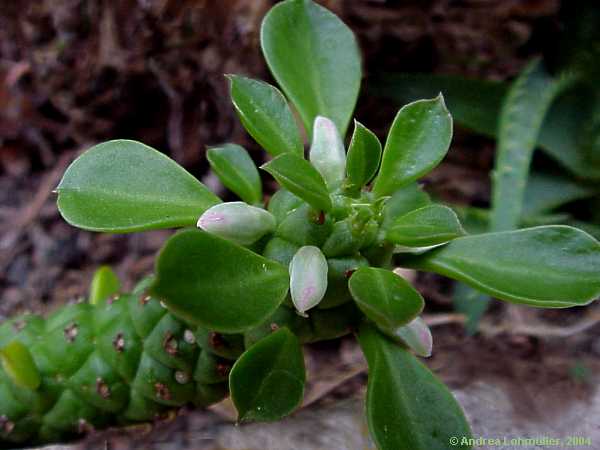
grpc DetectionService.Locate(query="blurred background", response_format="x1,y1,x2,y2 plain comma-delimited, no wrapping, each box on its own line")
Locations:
1,1,599,449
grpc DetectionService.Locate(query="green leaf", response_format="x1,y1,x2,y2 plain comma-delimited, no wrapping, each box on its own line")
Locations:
399,226,600,307
349,268,424,330
0,341,41,390
260,0,361,137
452,283,489,336
371,73,506,138
357,322,472,450
261,153,332,212
89,265,121,306
151,229,289,333
228,75,303,157
380,184,431,230
230,327,305,422
267,189,303,223
490,59,569,232
345,120,382,192
372,96,453,197
57,140,220,232
206,144,262,205
386,204,465,247
374,74,600,181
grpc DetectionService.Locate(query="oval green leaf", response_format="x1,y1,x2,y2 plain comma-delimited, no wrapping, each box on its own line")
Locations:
349,267,424,330
57,140,220,232
345,120,382,192
372,96,453,197
260,0,361,137
386,204,465,247
380,183,431,230
261,153,332,212
206,144,262,205
357,322,472,450
151,229,289,333
1,340,41,390
230,327,305,422
228,75,303,157
399,225,600,307
89,265,121,306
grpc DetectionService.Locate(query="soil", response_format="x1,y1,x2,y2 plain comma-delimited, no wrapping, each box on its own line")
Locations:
1,1,599,449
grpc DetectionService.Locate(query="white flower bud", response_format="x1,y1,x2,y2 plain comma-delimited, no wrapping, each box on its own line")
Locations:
310,116,346,191
197,202,276,245
393,316,433,357
289,246,328,316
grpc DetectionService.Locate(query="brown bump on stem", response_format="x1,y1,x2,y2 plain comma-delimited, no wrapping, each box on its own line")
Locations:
78,418,94,434
64,323,79,343
96,378,111,399
174,371,190,384
113,332,125,352
270,323,280,331
163,331,178,356
12,320,26,332
216,362,231,377
208,332,224,349
184,329,196,345
344,269,356,279
139,294,151,305
314,210,326,225
154,382,172,401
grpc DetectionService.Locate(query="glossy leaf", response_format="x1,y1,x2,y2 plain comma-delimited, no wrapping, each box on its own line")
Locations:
372,96,452,197
371,73,506,138
357,322,472,450
151,229,289,333
260,0,361,137
228,75,303,157
267,189,303,223
89,266,121,306
0,341,41,390
375,74,600,180
349,268,424,330
289,246,329,316
381,184,431,230
230,327,305,422
206,144,262,205
386,204,465,247
197,202,276,245
399,226,600,307
309,116,346,190
490,59,567,232
345,120,382,192
389,316,433,357
261,153,332,212
57,140,220,232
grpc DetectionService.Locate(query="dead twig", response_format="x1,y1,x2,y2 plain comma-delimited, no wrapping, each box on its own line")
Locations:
478,311,600,338
0,151,75,272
